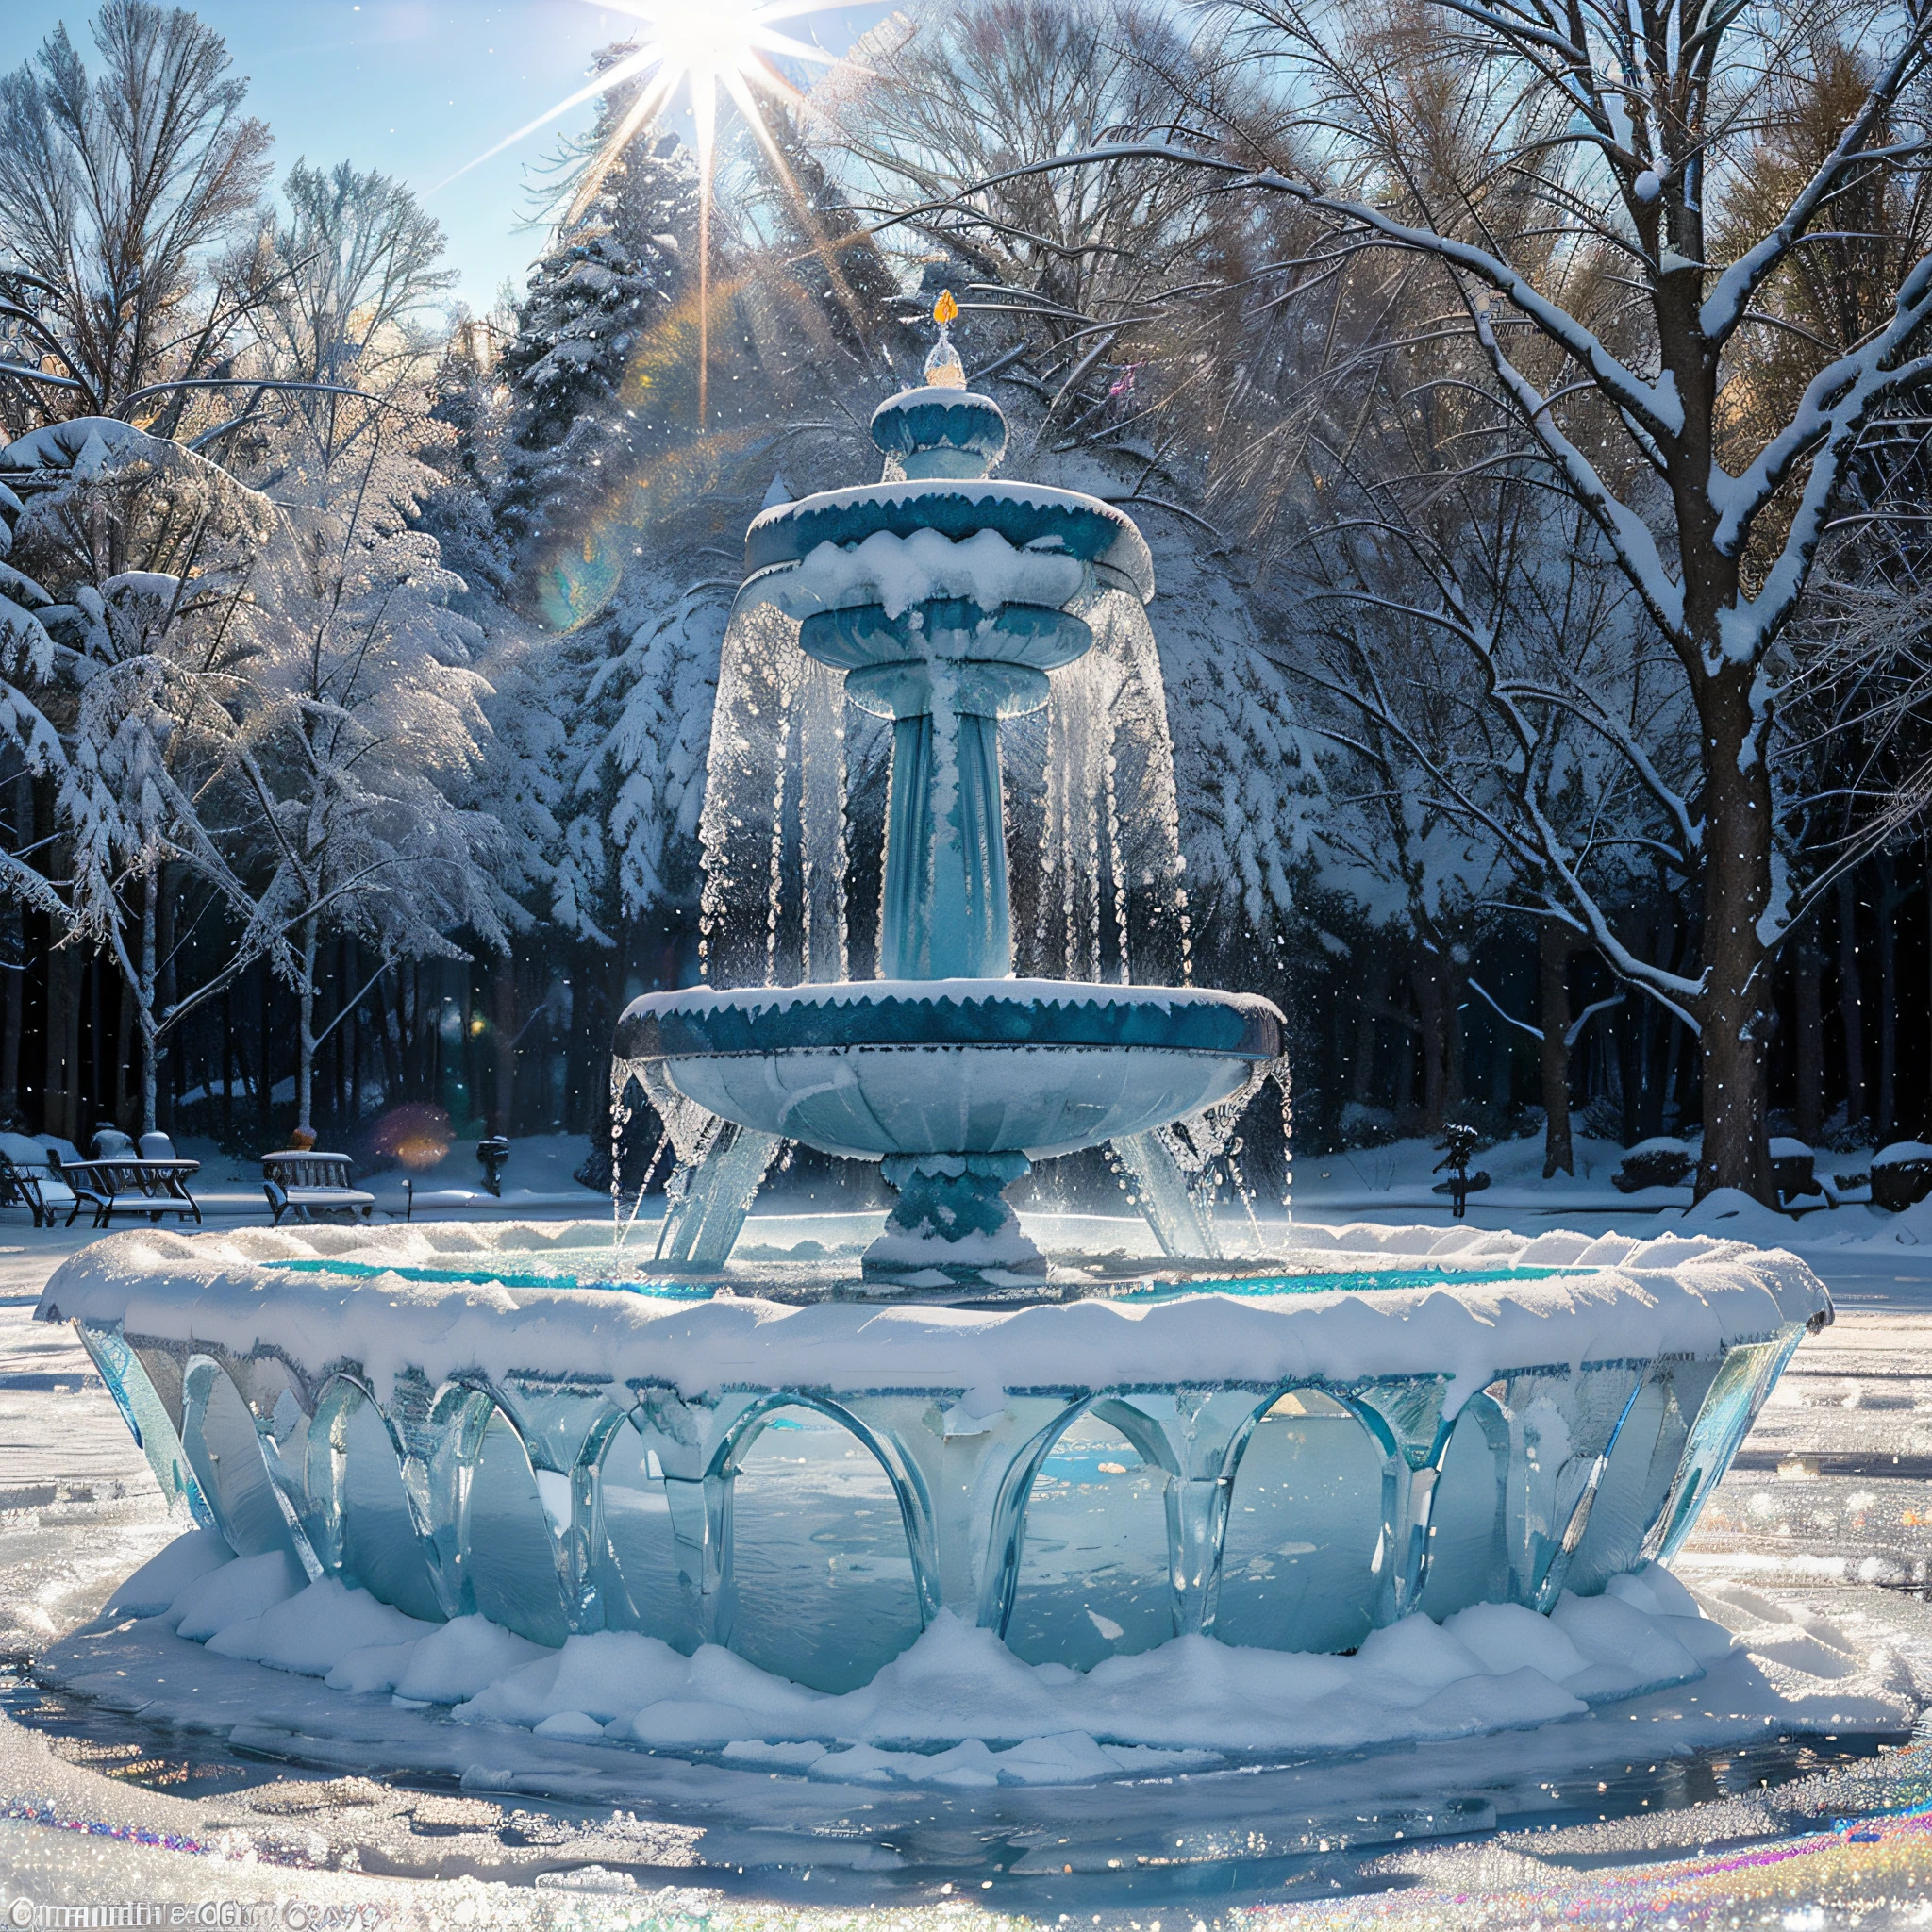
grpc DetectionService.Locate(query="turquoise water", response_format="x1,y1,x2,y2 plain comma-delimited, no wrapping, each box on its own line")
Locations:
258,1255,1584,1303
258,1256,714,1298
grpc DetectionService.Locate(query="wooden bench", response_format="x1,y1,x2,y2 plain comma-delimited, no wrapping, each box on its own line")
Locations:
61,1158,202,1228
262,1152,375,1225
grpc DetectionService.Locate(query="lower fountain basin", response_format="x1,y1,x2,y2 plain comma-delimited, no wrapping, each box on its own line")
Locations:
614,978,1281,1162
38,1219,1829,1696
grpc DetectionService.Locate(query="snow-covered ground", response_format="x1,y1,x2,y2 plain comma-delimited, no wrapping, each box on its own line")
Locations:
7,1176,1932,1926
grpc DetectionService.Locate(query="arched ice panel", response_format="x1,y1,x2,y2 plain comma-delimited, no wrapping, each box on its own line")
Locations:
1415,1392,1511,1621
1561,1376,1684,1596
592,1420,697,1653
462,1400,572,1648
1654,1339,1800,1564
75,1327,207,1524
726,1406,923,1692
311,1379,446,1626
1005,1410,1172,1672
1216,1391,1384,1655
180,1357,300,1561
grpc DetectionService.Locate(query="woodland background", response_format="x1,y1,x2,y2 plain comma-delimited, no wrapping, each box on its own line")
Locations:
3,0,1930,1201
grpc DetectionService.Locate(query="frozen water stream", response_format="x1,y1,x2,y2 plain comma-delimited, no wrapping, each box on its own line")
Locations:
7,1221,1932,1927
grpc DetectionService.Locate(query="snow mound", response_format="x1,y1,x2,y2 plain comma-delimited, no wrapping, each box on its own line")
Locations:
142,1533,1799,1784
207,1576,437,1674
768,527,1084,621
168,1549,304,1641
102,1526,231,1621
1677,1188,1799,1246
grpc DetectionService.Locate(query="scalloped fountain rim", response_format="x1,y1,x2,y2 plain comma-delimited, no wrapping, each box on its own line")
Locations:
869,388,1008,460
614,978,1281,1060
38,1219,1830,1412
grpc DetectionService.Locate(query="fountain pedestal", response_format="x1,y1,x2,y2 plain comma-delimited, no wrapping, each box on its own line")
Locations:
875,1151,1039,1279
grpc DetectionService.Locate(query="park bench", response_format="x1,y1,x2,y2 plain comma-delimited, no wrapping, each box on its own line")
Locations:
262,1151,375,1225
61,1144,203,1228
0,1149,58,1227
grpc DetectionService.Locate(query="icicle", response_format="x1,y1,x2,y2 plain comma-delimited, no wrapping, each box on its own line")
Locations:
1033,699,1057,973
765,666,797,987
1105,741,1129,983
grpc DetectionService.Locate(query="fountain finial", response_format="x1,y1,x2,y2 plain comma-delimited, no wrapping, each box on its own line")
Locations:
924,291,966,388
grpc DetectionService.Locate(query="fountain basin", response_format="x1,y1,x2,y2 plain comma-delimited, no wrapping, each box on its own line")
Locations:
615,979,1280,1162
38,1220,1828,1695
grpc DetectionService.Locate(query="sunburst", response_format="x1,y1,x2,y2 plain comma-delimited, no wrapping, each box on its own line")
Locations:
457,2,845,428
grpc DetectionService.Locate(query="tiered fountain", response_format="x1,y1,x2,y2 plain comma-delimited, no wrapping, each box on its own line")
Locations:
36,302,1827,1706
616,292,1278,1285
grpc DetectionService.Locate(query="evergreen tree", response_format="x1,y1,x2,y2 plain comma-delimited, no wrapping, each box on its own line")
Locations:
493,115,699,596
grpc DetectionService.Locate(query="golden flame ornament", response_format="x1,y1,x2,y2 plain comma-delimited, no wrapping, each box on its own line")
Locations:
924,291,966,388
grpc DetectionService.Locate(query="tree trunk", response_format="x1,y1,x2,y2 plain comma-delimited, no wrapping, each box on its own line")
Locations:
109,951,134,1132
0,899,20,1128
1874,855,1905,1145
296,913,319,1136
156,864,175,1134
346,937,363,1127
0,774,27,1126
1792,942,1824,1145
256,963,273,1150
1693,667,1774,1202
1350,957,1384,1112
490,946,518,1137
43,942,82,1144
138,869,158,1136
1412,948,1466,1134
1537,923,1574,1177
1836,874,1866,1132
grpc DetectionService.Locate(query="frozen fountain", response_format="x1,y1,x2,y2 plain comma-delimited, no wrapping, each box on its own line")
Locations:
34,303,1829,1728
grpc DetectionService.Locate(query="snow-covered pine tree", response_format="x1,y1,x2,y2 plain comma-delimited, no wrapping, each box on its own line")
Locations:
494,95,700,604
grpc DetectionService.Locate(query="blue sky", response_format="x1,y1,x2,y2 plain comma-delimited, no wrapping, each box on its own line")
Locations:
5,2,899,313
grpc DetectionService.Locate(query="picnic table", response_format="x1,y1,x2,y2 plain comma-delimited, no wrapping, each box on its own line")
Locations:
60,1156,202,1228
261,1151,375,1225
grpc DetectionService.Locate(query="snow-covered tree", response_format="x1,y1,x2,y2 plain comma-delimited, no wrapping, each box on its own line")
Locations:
495,107,699,603
244,408,505,1137
0,416,280,1133
245,160,455,397
1032,0,1932,1196
818,0,1275,454
0,2,271,434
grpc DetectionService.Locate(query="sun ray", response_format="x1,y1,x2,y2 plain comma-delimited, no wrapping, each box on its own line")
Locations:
458,4,864,432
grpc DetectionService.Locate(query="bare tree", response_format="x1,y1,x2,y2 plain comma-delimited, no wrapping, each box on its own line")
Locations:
998,0,1932,1196
820,0,1291,457
0,1,272,434
244,160,456,397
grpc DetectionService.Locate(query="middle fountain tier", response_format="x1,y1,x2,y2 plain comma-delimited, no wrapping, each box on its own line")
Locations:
618,320,1280,1284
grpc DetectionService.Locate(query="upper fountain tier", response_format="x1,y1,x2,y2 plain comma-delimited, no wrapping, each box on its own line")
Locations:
735,359,1151,982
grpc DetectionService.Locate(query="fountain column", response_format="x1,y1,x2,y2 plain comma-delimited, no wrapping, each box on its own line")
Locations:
882,678,1011,979
622,295,1278,1283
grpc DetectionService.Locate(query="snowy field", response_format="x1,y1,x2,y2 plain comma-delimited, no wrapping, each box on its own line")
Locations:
6,1176,1932,1928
